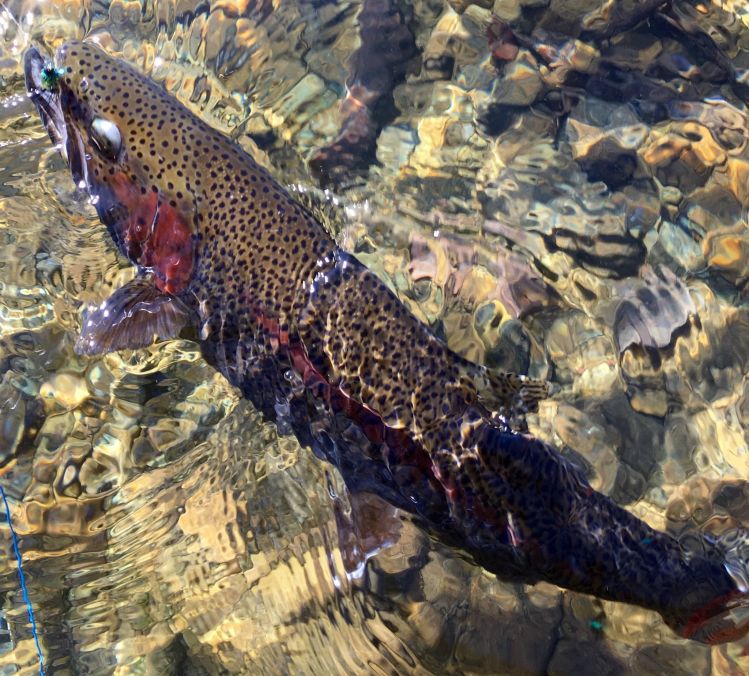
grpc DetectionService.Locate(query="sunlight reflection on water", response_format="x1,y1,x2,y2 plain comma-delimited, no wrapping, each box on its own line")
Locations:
2,0,749,673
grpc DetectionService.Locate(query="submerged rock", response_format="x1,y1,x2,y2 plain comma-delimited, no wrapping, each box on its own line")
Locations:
614,265,696,357
6,0,749,672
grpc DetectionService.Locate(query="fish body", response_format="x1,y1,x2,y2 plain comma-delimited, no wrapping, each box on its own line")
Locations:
25,41,749,644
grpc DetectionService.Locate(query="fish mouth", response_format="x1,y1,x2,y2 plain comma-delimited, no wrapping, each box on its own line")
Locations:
24,46,87,188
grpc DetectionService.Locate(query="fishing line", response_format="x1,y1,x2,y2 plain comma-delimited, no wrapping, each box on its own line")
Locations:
0,484,44,675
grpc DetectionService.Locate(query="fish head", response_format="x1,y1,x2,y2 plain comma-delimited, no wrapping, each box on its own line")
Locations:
24,41,195,295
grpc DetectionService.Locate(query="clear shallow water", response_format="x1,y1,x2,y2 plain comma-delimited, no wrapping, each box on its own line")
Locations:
2,0,749,673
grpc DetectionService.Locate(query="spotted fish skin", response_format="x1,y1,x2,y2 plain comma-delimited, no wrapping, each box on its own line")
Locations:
25,40,749,644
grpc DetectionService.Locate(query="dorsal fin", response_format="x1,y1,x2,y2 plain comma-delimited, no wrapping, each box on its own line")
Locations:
486,370,550,413
452,351,550,417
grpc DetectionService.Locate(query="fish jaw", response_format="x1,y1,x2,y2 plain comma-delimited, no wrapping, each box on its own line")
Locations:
24,47,61,143
24,46,87,188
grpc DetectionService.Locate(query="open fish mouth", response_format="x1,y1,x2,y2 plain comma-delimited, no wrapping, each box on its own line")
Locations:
24,46,87,188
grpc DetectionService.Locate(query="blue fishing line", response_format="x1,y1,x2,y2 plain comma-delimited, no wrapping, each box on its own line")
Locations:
0,484,44,675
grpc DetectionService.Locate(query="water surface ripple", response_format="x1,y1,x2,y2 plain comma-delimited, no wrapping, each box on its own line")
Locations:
2,0,749,673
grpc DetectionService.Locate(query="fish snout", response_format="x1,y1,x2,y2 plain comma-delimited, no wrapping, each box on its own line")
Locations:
24,46,65,150
23,46,45,92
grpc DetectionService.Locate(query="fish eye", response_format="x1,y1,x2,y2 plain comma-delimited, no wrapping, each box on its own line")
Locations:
89,117,122,161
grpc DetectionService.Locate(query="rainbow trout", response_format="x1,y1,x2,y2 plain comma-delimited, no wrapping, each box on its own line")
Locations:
25,41,749,644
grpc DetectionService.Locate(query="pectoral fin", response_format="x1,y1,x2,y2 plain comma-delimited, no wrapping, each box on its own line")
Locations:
75,275,193,356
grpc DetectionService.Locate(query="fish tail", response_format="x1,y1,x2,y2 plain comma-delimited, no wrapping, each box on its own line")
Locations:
423,416,749,643
721,528,749,593
674,529,749,644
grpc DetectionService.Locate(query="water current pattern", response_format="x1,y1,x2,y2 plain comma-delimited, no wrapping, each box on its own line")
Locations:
2,1,749,674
